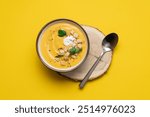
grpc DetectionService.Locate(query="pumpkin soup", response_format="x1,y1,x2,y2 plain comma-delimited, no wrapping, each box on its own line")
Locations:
37,19,89,71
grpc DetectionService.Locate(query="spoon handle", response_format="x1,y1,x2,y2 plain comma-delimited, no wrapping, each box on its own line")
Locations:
79,52,105,89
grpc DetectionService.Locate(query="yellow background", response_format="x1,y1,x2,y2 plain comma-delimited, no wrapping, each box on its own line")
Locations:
0,0,150,100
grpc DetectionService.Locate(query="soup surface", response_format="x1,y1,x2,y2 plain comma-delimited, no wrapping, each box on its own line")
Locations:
39,21,88,69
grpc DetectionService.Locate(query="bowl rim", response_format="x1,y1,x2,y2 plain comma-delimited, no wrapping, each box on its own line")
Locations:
36,18,90,72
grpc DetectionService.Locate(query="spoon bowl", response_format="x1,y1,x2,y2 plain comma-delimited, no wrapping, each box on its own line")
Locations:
102,33,118,52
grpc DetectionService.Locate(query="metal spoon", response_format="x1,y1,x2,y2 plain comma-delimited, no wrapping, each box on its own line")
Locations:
79,33,118,89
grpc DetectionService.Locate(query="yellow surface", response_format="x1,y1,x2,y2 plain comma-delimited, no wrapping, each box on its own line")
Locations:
0,0,150,100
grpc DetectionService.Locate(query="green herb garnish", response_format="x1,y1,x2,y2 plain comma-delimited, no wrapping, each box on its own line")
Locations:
75,48,82,53
69,47,76,55
58,29,66,37
69,47,82,55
